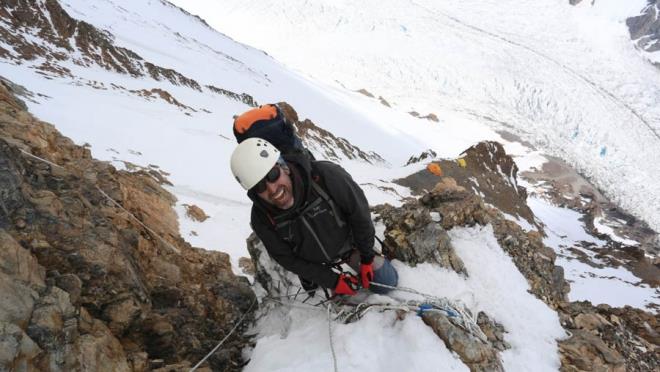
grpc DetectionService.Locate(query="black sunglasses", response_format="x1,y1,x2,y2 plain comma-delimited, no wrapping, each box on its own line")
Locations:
252,166,281,194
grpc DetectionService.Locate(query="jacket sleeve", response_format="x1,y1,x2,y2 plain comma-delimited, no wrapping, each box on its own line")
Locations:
251,208,339,289
317,162,375,263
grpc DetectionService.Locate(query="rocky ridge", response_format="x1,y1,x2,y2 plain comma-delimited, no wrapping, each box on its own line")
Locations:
0,78,255,371
627,0,660,69
1,0,385,165
277,101,387,165
395,141,537,228
0,0,257,107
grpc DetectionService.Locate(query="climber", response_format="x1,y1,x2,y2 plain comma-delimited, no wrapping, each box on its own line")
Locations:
230,137,398,297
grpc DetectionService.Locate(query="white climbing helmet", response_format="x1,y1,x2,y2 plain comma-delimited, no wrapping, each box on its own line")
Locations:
230,137,281,191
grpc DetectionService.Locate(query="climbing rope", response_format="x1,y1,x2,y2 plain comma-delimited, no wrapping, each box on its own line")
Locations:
189,297,258,372
327,304,339,372
95,185,180,254
369,282,487,341
258,282,488,372
263,281,487,343
18,149,180,254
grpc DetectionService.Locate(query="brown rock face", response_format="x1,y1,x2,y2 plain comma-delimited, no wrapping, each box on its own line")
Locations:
374,202,467,275
0,79,255,370
559,302,659,372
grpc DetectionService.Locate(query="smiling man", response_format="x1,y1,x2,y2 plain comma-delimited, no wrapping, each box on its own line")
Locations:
230,137,398,297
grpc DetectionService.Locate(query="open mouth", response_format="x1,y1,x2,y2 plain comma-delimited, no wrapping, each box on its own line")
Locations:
271,187,286,202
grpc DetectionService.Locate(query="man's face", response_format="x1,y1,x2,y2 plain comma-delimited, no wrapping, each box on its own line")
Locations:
256,165,295,210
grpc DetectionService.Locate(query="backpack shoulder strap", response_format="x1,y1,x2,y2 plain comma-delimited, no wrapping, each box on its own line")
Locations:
310,162,346,228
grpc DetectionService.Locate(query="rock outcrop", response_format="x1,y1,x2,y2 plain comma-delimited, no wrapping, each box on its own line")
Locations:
405,149,437,166
0,78,255,370
421,311,504,372
627,1,660,63
0,0,257,107
559,302,659,372
184,204,209,222
396,141,537,228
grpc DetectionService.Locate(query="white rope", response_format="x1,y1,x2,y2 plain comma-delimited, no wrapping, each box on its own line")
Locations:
369,282,487,342
95,185,180,254
190,297,258,372
327,304,339,372
19,149,65,169
17,148,181,254
265,282,485,339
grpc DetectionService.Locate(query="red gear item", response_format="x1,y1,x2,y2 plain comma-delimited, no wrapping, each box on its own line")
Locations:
360,262,374,289
334,274,359,296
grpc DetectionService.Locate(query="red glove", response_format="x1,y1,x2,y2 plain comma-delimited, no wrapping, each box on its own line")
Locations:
360,262,374,289
334,273,359,296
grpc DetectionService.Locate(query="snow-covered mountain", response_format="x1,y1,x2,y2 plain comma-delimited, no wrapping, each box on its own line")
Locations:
182,0,660,234
1,0,658,371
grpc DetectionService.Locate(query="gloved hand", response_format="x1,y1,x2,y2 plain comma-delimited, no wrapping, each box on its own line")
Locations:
334,273,359,296
359,261,374,289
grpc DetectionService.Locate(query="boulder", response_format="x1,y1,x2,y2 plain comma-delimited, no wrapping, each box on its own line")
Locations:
184,204,209,222
422,312,503,372
0,322,42,372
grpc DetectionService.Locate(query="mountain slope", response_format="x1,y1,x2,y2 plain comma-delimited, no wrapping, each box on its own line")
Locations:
1,0,658,371
190,0,660,233
2,0,479,266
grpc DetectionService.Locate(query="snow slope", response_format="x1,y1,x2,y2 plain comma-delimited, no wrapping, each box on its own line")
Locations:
181,0,660,233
